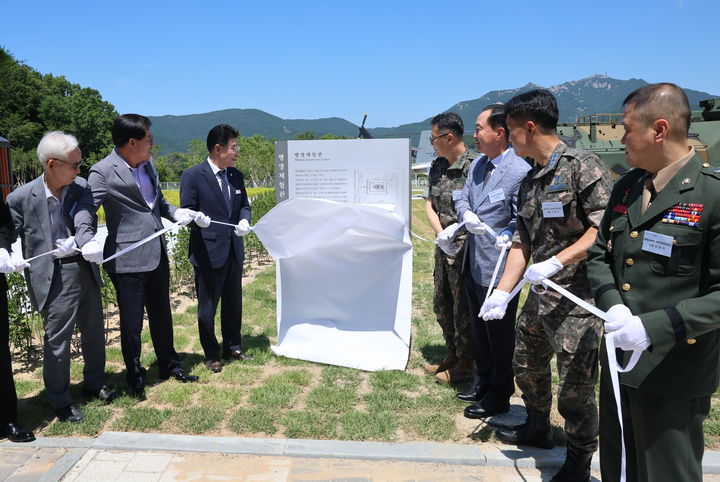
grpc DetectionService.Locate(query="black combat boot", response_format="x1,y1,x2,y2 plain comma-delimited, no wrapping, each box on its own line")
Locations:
495,408,554,449
549,443,593,482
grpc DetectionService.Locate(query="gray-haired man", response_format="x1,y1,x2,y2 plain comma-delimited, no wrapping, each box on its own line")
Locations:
7,131,114,423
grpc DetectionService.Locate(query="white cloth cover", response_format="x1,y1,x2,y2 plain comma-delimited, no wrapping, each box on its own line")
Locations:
252,198,413,371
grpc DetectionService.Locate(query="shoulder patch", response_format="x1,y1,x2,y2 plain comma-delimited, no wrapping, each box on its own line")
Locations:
701,166,720,180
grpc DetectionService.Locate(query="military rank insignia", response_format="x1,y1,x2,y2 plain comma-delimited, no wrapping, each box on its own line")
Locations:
661,202,704,227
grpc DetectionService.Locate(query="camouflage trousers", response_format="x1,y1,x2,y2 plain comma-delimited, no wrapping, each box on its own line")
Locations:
514,310,599,452
432,247,474,360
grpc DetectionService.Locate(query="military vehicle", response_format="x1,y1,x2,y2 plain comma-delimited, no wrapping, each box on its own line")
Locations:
557,98,720,178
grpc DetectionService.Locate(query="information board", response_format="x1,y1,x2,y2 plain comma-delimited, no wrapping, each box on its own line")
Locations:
274,139,411,225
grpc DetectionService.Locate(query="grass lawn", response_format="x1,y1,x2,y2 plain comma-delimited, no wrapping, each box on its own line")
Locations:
12,199,720,448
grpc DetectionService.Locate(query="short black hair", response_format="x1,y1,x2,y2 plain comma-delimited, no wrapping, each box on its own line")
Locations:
505,89,559,132
622,83,690,139
112,114,151,147
431,112,464,138
480,103,509,142
207,124,240,152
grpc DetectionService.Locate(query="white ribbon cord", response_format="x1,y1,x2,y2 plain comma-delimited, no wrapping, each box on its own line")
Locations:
210,219,243,228
25,248,59,263
100,221,183,264
484,243,508,303
538,278,641,482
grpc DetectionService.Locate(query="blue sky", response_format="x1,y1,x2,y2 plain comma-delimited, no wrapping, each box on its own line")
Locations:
2,0,718,128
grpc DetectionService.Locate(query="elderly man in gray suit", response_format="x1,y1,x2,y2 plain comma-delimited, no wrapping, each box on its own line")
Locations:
452,104,530,418
87,114,207,398
8,131,113,423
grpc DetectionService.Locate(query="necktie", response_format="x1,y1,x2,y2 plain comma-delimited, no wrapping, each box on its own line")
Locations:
218,170,232,212
484,161,495,184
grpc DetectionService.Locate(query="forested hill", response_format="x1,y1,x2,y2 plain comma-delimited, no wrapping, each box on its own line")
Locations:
150,75,717,154
149,110,358,155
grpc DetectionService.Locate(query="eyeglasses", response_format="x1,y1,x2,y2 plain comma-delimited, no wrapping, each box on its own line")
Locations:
430,133,450,145
52,158,83,170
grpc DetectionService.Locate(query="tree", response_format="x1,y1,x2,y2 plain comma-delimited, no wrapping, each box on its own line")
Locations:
0,47,117,183
238,135,274,187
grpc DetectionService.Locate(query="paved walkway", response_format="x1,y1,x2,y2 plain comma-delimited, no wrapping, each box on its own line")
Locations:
2,432,720,481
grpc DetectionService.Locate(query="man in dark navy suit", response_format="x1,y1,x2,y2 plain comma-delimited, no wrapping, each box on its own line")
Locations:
180,125,252,373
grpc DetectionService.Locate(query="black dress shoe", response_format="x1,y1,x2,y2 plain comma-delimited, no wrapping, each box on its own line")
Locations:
457,386,489,403
55,404,85,423
464,398,510,419
161,369,199,383
85,385,118,404
225,349,254,361
206,360,223,373
4,423,35,443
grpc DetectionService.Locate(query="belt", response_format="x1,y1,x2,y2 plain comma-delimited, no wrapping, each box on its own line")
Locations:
56,255,83,264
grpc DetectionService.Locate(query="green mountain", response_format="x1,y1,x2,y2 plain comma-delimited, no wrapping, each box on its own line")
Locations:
149,109,358,155
149,75,717,154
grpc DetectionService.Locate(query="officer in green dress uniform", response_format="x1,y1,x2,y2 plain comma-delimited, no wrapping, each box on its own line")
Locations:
586,83,719,482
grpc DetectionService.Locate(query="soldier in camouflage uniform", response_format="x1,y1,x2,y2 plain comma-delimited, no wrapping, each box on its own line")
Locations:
424,112,480,384
479,90,613,482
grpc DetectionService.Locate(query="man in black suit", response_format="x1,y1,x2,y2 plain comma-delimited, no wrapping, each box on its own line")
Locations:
180,125,252,373
0,197,34,442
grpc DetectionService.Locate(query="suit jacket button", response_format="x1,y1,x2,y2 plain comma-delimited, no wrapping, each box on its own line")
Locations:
621,283,631,292
687,338,697,344
625,257,634,266
629,231,639,239
703,163,711,168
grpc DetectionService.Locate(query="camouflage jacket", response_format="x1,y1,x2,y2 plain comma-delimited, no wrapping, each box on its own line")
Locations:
513,142,613,315
427,148,479,264
427,148,479,229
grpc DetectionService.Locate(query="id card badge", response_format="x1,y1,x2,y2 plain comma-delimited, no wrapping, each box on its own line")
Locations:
452,190,463,201
488,188,504,204
642,231,673,257
542,201,564,218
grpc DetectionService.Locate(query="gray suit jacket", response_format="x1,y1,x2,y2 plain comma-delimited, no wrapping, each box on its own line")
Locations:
455,147,531,287
87,149,177,274
7,176,102,311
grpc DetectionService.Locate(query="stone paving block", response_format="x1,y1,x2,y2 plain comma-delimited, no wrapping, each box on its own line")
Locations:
115,472,161,482
126,451,173,473
6,447,66,481
38,448,87,482
60,448,97,482
70,460,127,482
94,450,135,462
0,447,35,465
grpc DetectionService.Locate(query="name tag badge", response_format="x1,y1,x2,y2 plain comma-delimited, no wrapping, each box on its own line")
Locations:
488,188,504,204
452,190,463,201
235,189,242,194
642,231,673,257
542,201,564,218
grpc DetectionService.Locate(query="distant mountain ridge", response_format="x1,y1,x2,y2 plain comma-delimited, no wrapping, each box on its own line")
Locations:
149,75,717,154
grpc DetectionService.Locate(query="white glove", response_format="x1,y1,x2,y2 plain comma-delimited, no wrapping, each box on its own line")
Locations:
437,238,460,256
0,248,14,274
524,256,563,284
436,223,457,243
612,315,651,351
10,251,29,272
194,211,211,228
462,211,487,235
81,238,105,264
173,208,197,226
604,304,634,333
234,219,251,237
479,289,510,320
54,236,77,258
495,233,512,251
